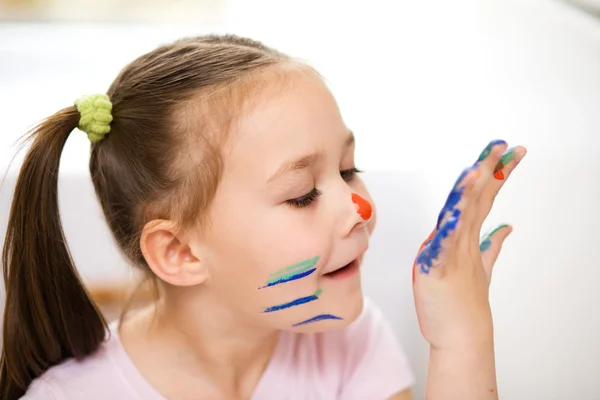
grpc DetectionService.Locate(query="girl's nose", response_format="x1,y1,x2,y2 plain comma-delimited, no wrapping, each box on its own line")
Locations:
351,192,373,221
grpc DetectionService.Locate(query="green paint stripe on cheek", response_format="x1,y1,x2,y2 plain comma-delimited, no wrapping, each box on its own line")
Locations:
266,265,314,285
268,255,320,279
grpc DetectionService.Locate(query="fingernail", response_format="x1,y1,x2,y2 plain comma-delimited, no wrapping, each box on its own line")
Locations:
476,139,507,163
492,147,517,180
515,147,527,163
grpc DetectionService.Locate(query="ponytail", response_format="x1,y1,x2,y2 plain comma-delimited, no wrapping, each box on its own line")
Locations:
0,107,107,399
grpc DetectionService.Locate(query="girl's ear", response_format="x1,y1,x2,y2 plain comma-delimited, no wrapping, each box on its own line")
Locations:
140,220,210,287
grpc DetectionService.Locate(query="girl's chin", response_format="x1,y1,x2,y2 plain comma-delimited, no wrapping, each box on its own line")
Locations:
283,295,365,333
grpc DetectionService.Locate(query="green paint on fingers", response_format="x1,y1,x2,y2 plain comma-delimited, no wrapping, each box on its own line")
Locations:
479,224,510,251
499,148,516,165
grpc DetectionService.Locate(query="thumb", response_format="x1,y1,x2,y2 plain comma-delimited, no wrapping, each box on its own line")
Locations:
479,223,513,278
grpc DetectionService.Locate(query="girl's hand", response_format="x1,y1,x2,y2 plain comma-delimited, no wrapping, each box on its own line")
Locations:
412,140,527,351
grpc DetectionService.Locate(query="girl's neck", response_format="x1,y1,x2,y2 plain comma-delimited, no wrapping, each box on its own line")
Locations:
118,296,280,399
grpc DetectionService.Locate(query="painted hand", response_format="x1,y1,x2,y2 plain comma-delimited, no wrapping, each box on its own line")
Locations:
412,140,527,351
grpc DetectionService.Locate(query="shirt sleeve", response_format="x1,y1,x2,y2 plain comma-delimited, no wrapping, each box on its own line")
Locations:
338,297,415,400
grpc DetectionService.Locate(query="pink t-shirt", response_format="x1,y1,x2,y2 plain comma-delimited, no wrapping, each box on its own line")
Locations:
23,298,414,399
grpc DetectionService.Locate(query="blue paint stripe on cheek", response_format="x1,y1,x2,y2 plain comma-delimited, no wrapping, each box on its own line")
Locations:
263,294,319,313
258,268,316,289
291,314,343,327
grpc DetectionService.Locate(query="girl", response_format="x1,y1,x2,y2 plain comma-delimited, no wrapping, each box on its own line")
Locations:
1,34,525,399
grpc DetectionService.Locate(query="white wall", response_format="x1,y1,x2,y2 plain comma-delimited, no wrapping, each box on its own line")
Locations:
1,1,600,398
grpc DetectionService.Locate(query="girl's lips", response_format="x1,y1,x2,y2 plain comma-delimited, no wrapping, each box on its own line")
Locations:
322,259,359,279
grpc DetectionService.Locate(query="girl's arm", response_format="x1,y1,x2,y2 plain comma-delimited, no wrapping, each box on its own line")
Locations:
427,341,497,399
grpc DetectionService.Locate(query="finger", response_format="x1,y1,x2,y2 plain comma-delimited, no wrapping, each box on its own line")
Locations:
458,140,508,249
435,166,479,231
430,164,482,275
474,146,527,234
473,139,507,164
416,168,470,282
471,140,509,197
416,207,462,277
480,223,513,279
491,145,526,181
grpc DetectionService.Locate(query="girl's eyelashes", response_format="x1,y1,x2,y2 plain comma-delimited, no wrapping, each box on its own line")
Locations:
285,168,361,209
286,188,322,208
340,167,362,182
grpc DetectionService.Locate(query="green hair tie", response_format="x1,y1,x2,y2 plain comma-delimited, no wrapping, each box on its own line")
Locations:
74,94,113,143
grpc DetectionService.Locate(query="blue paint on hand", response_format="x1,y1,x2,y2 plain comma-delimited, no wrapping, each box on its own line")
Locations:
417,140,508,276
453,167,472,188
292,314,343,327
418,208,461,274
436,166,474,229
479,239,492,252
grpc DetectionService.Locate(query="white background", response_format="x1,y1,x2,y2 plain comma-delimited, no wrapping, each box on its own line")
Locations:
1,0,600,398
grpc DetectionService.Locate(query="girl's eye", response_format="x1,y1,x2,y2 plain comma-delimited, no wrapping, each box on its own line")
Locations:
286,188,322,208
340,167,362,182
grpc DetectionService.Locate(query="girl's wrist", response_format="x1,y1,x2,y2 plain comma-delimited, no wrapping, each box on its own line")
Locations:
430,320,494,353
427,340,498,400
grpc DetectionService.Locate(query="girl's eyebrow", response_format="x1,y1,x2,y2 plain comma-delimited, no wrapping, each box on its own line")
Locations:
267,152,324,184
266,130,355,184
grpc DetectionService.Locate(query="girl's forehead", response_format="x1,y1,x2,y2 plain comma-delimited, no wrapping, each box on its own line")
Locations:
229,71,346,153
216,74,351,188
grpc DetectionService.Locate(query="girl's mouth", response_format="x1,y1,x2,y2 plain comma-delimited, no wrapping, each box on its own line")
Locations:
322,259,359,279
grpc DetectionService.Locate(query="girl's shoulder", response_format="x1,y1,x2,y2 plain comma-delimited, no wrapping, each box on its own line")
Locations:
23,299,414,399
22,323,162,400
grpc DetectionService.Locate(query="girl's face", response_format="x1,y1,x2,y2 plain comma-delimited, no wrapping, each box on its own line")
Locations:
197,68,375,333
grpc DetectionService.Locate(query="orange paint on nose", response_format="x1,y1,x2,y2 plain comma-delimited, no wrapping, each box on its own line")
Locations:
351,193,373,221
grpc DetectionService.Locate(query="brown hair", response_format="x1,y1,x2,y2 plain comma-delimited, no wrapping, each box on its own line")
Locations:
0,34,289,399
